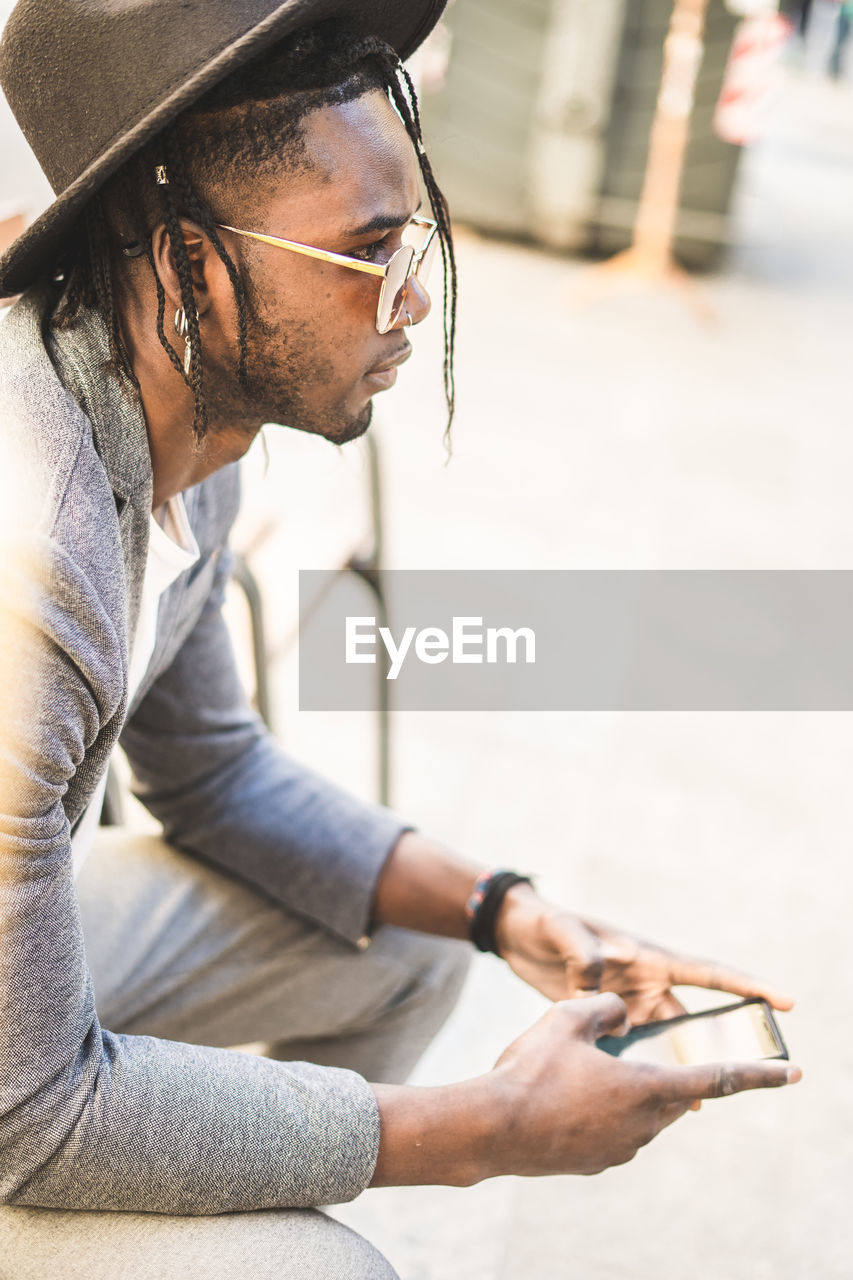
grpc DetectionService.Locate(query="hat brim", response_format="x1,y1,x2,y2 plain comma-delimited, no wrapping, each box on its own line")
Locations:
0,0,446,297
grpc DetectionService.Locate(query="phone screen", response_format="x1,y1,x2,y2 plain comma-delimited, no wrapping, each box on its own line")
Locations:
600,1000,787,1067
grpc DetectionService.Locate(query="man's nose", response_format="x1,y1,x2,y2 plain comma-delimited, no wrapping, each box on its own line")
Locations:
396,275,431,329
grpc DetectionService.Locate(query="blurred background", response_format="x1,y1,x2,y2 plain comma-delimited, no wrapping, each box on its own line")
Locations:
2,0,852,1275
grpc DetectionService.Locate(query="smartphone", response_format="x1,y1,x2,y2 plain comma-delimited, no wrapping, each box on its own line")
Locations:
596,998,789,1067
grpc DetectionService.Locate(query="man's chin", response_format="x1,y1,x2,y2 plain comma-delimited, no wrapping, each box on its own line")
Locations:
257,397,373,446
309,400,373,446
335,401,373,444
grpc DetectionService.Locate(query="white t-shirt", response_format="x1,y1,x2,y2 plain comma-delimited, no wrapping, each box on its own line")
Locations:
70,494,199,876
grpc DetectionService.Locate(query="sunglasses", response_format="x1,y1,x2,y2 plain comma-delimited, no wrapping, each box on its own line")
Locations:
217,214,439,334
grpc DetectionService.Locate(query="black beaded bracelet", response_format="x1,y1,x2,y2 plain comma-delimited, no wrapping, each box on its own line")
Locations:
466,870,534,955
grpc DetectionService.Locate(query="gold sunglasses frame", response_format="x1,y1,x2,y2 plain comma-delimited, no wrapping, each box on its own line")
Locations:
217,214,439,333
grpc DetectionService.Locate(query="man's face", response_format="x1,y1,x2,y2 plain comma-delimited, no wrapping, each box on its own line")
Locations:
209,88,429,445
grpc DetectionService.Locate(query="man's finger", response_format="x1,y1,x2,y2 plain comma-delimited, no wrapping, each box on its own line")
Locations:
666,1060,802,1102
574,991,629,1040
666,957,794,1011
599,936,640,966
645,992,688,1021
574,956,605,993
657,1100,693,1128
555,917,606,993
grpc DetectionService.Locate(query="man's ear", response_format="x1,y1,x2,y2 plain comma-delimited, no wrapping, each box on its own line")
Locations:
149,218,220,316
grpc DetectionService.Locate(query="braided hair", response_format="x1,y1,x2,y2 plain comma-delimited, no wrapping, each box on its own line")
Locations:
52,21,457,441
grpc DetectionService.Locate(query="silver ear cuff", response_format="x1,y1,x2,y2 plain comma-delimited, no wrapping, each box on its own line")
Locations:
174,306,193,376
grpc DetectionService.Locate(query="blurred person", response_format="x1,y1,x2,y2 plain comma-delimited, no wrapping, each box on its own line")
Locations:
0,2,800,1276
796,0,814,37
780,0,815,38
829,0,853,75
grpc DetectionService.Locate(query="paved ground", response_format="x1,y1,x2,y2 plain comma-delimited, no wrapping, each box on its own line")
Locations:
3,7,851,1276
228,40,853,1280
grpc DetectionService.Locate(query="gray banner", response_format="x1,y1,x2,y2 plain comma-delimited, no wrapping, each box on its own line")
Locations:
298,570,853,711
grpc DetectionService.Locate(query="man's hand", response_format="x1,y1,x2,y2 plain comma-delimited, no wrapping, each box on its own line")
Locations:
494,883,794,1021
370,993,801,1187
487,994,799,1176
373,833,793,1022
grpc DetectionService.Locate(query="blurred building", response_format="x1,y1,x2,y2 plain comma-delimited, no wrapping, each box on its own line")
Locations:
419,0,745,268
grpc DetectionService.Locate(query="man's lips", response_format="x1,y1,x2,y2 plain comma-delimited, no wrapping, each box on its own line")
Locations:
363,344,412,389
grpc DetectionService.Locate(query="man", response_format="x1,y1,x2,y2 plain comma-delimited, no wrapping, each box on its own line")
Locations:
0,3,799,1277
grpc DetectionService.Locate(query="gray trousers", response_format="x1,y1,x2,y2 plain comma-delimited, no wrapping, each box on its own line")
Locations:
0,829,471,1279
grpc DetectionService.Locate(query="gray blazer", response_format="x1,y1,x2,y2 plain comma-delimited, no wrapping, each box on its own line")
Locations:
0,288,406,1212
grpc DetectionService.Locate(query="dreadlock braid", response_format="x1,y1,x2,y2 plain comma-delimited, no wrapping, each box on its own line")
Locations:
392,63,457,435
158,132,209,437
164,143,249,389
84,202,113,359
151,246,184,384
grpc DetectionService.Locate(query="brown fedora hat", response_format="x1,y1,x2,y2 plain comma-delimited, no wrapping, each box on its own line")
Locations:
0,0,446,297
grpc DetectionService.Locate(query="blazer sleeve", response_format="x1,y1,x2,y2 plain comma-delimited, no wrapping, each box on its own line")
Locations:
120,546,410,946
0,536,381,1213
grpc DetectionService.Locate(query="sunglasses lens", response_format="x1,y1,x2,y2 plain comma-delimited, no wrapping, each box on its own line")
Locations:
416,231,440,286
377,246,414,333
